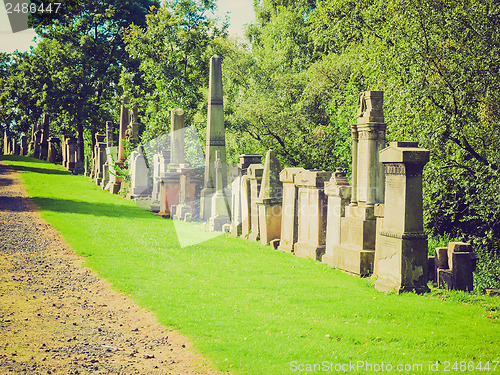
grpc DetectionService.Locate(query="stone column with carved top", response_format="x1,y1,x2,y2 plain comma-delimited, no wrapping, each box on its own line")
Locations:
332,91,386,276
200,55,229,220
374,141,430,293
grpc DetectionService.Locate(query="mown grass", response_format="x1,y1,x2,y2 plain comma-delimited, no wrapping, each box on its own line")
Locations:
3,155,500,374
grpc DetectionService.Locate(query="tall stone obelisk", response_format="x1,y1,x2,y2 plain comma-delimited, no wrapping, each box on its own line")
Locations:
110,97,129,194
200,55,228,220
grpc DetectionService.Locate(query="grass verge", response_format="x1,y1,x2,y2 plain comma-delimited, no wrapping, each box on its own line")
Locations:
3,156,500,374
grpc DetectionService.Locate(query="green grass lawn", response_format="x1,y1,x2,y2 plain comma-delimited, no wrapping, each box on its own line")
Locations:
3,155,500,375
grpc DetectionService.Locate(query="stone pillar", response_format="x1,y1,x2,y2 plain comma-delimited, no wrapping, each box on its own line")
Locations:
20,135,27,156
67,137,77,172
111,98,129,194
94,134,106,185
126,103,140,147
277,167,305,253
150,151,170,212
293,170,332,260
374,141,429,293
127,145,150,199
74,130,85,174
200,55,227,220
247,163,264,241
173,174,193,221
61,135,67,168
240,174,252,238
209,151,231,231
230,155,262,237
39,114,50,160
33,129,42,159
3,131,9,155
12,139,20,155
322,169,351,266
333,91,386,276
47,137,60,164
256,150,283,246
84,154,90,177
100,121,115,188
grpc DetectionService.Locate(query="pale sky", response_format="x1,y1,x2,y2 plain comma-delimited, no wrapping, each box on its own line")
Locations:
0,0,256,54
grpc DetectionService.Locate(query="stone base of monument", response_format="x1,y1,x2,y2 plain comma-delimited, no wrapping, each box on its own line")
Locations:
332,246,375,276
173,204,192,221
209,214,231,232
294,243,326,261
374,234,429,293
257,200,282,246
150,200,161,213
229,222,242,237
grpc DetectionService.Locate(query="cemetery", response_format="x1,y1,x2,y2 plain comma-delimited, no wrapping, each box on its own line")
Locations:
1,0,499,373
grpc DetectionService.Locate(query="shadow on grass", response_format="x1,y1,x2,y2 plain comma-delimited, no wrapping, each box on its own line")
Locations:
8,165,71,175
31,197,156,218
1,155,51,164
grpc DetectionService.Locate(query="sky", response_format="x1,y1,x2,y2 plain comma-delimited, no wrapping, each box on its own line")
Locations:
0,0,256,54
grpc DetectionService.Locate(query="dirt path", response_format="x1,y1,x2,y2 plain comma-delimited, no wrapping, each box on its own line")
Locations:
0,161,224,375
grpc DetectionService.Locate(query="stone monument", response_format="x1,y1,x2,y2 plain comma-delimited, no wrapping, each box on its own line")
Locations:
374,141,430,293
247,163,264,241
127,145,150,199
200,55,228,220
293,169,332,260
322,169,351,266
208,151,231,231
333,91,386,275
110,97,129,194
277,167,305,253
256,150,283,246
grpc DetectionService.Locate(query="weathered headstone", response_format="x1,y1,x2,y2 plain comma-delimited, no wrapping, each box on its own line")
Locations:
256,150,283,246
294,170,332,260
200,55,228,220
94,134,106,185
33,128,42,159
110,97,129,194
247,163,264,241
150,150,170,212
47,137,60,164
101,122,115,188
74,131,85,175
127,145,150,199
209,151,231,231
67,137,77,172
12,138,20,155
84,154,90,177
333,91,386,275
173,174,193,221
230,154,262,237
39,114,50,160
277,167,305,253
373,141,429,293
322,169,351,266
435,242,478,292
20,135,27,156
126,103,140,147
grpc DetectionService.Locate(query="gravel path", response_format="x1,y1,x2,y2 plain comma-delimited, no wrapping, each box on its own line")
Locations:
0,161,224,375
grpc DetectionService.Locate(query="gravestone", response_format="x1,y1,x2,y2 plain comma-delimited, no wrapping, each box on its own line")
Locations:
33,129,42,159
322,169,351,266
277,167,305,253
247,163,264,241
12,139,20,155
28,122,38,154
94,134,107,185
200,55,228,220
3,131,9,155
127,145,150,199
47,137,60,164
240,174,252,238
101,122,115,188
67,137,77,172
39,114,50,160
110,97,129,194
293,170,332,260
209,151,231,231
333,91,386,275
435,242,478,292
84,154,90,177
230,154,262,237
373,141,429,293
74,131,85,175
173,174,193,221
256,150,283,246
62,135,68,168
126,103,140,147
158,108,198,218
150,151,170,212
20,135,27,156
